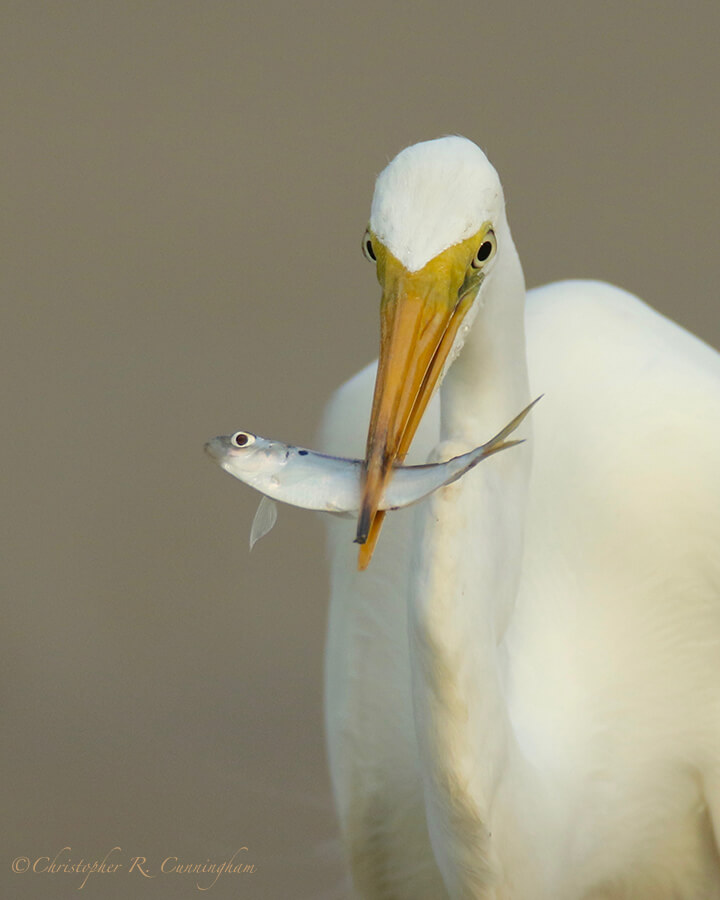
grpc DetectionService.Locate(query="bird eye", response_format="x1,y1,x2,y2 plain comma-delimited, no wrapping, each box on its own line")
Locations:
231,431,255,448
362,229,377,262
471,230,497,269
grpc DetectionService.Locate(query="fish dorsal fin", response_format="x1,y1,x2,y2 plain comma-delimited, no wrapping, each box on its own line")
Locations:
249,496,278,550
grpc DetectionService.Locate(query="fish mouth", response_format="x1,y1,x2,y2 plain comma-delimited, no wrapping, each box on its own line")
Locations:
204,437,228,461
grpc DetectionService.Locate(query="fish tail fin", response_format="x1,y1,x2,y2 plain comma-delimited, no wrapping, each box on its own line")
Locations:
480,437,525,458
441,396,542,487
442,438,525,487
481,395,542,453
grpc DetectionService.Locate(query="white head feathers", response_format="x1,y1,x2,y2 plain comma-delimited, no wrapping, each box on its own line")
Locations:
369,136,504,273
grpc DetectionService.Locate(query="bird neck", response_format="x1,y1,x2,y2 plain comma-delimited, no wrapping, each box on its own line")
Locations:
431,226,531,641
408,230,539,891
440,224,530,442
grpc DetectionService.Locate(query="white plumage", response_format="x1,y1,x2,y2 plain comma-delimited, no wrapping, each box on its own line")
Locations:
321,137,720,898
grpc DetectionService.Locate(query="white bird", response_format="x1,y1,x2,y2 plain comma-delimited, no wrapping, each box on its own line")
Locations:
319,137,720,899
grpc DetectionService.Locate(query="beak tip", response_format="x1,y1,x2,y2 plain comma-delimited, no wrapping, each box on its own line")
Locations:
355,509,372,544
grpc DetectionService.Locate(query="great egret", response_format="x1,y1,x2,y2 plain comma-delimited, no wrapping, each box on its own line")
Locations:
320,137,720,899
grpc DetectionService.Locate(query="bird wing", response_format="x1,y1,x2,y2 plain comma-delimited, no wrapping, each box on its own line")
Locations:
508,280,720,836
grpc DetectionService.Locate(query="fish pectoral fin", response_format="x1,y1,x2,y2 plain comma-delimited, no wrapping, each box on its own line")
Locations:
250,495,278,550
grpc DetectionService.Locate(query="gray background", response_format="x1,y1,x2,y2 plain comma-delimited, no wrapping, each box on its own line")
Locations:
3,3,719,898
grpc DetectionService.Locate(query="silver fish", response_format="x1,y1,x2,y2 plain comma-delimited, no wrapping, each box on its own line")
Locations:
204,399,538,548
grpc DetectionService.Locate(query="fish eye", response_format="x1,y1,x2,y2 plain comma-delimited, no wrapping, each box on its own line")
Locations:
231,431,255,448
471,230,497,269
362,229,377,262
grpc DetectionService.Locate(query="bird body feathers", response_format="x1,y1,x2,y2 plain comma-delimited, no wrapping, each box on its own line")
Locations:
321,279,720,898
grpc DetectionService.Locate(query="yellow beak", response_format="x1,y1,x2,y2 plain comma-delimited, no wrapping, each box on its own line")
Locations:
356,228,488,569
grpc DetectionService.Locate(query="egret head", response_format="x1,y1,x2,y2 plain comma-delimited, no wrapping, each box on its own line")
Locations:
369,135,504,272
357,136,506,565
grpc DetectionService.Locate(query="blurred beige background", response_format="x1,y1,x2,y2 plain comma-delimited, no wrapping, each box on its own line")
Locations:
3,3,719,897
